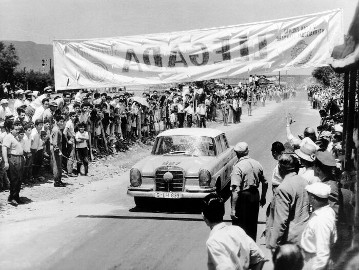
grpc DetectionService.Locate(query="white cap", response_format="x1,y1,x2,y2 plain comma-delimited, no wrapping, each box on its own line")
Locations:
234,142,249,153
305,182,331,198
334,124,343,133
0,99,9,104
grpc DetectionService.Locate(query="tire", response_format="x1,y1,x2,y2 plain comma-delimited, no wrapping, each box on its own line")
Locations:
134,197,148,208
216,180,231,202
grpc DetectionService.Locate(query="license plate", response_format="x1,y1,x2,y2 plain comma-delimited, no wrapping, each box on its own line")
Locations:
155,192,182,199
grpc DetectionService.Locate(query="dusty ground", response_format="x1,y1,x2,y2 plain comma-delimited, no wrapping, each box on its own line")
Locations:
0,142,153,216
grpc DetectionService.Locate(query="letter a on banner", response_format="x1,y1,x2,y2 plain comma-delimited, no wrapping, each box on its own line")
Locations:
53,9,343,90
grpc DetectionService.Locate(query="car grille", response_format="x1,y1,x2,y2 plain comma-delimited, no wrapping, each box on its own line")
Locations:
155,166,184,192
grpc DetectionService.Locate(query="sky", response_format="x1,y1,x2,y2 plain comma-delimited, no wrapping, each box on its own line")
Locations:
0,0,357,45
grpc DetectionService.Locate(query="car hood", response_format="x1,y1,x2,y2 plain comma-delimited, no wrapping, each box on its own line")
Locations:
134,154,216,176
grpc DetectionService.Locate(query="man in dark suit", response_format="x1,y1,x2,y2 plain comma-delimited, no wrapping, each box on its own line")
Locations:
266,154,310,252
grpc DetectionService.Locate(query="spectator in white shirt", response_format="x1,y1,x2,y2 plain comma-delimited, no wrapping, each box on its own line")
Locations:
196,102,207,128
202,193,265,270
75,122,89,175
30,119,44,181
13,90,25,117
32,98,50,122
64,112,77,177
184,103,194,127
0,99,13,121
301,183,337,270
22,123,33,183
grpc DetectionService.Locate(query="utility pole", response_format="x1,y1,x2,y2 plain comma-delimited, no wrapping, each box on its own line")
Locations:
49,58,52,72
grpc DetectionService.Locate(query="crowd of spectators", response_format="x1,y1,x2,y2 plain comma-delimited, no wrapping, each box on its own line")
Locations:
0,79,294,206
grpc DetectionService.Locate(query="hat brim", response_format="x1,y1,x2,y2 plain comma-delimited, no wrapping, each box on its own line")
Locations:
295,149,314,162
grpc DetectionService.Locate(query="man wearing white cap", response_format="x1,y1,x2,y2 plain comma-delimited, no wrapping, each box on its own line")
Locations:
14,90,25,117
0,99,13,121
231,142,268,241
301,182,337,270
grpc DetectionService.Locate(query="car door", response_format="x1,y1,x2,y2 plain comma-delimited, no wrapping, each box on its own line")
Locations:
219,134,236,187
212,135,225,187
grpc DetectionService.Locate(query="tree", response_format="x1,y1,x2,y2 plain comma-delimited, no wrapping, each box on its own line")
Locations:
311,66,335,86
0,42,19,84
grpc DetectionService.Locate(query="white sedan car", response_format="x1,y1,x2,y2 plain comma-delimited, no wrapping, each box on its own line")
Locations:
127,128,237,207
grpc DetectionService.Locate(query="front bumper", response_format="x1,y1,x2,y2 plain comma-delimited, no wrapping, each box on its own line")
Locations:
127,186,216,199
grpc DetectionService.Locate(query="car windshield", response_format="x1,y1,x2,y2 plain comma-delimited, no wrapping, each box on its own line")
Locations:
153,135,216,156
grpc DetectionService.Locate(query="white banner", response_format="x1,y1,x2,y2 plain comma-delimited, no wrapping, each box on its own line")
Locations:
53,9,343,90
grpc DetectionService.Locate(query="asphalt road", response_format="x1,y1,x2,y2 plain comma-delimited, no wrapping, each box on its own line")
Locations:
0,92,320,270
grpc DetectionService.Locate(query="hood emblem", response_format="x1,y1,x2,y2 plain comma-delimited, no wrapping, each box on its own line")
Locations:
163,172,173,183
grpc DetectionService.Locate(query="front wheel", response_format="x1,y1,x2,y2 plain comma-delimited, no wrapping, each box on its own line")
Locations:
134,197,148,208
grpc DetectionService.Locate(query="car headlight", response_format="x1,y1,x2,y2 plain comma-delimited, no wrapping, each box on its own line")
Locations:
130,168,142,187
199,169,211,187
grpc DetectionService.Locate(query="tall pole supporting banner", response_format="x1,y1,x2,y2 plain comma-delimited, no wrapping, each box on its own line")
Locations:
343,72,349,166
355,69,359,245
345,70,356,171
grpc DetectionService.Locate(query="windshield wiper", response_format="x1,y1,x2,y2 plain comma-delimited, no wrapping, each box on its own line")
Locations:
164,151,187,155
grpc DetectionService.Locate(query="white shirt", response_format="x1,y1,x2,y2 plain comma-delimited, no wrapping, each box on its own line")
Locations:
299,167,321,185
185,106,194,115
64,120,76,139
196,104,206,115
207,223,265,270
22,134,31,153
272,163,283,187
301,205,337,270
32,106,45,122
30,128,43,150
0,106,13,120
75,131,89,148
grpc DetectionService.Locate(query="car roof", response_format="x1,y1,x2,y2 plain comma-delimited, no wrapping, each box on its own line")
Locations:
157,128,224,138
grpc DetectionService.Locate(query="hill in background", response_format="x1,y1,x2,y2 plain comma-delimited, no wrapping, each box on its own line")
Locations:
2,40,52,72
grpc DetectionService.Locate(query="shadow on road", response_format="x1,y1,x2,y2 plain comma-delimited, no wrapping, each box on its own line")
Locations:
77,214,234,222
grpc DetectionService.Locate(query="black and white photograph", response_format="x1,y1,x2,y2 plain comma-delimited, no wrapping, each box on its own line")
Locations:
0,0,358,269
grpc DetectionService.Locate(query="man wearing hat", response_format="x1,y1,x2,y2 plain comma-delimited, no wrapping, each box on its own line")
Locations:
313,151,339,217
0,99,13,121
301,182,337,270
295,143,320,184
230,142,268,241
14,90,25,117
267,154,310,250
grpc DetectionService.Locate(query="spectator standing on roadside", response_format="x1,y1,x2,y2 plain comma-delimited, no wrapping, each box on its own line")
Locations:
267,154,310,251
64,112,77,177
51,115,66,187
2,120,25,206
202,193,266,270
0,99,12,121
295,143,320,184
196,101,207,128
30,119,44,181
313,151,339,217
75,122,89,176
301,182,337,270
13,90,25,117
22,123,32,184
231,142,268,241
32,98,49,122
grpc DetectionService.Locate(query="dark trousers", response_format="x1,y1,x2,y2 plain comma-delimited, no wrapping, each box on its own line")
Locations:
76,147,89,175
31,149,43,178
8,155,25,201
199,115,206,128
187,115,192,127
51,149,62,183
232,187,260,241
238,107,242,122
178,113,185,128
